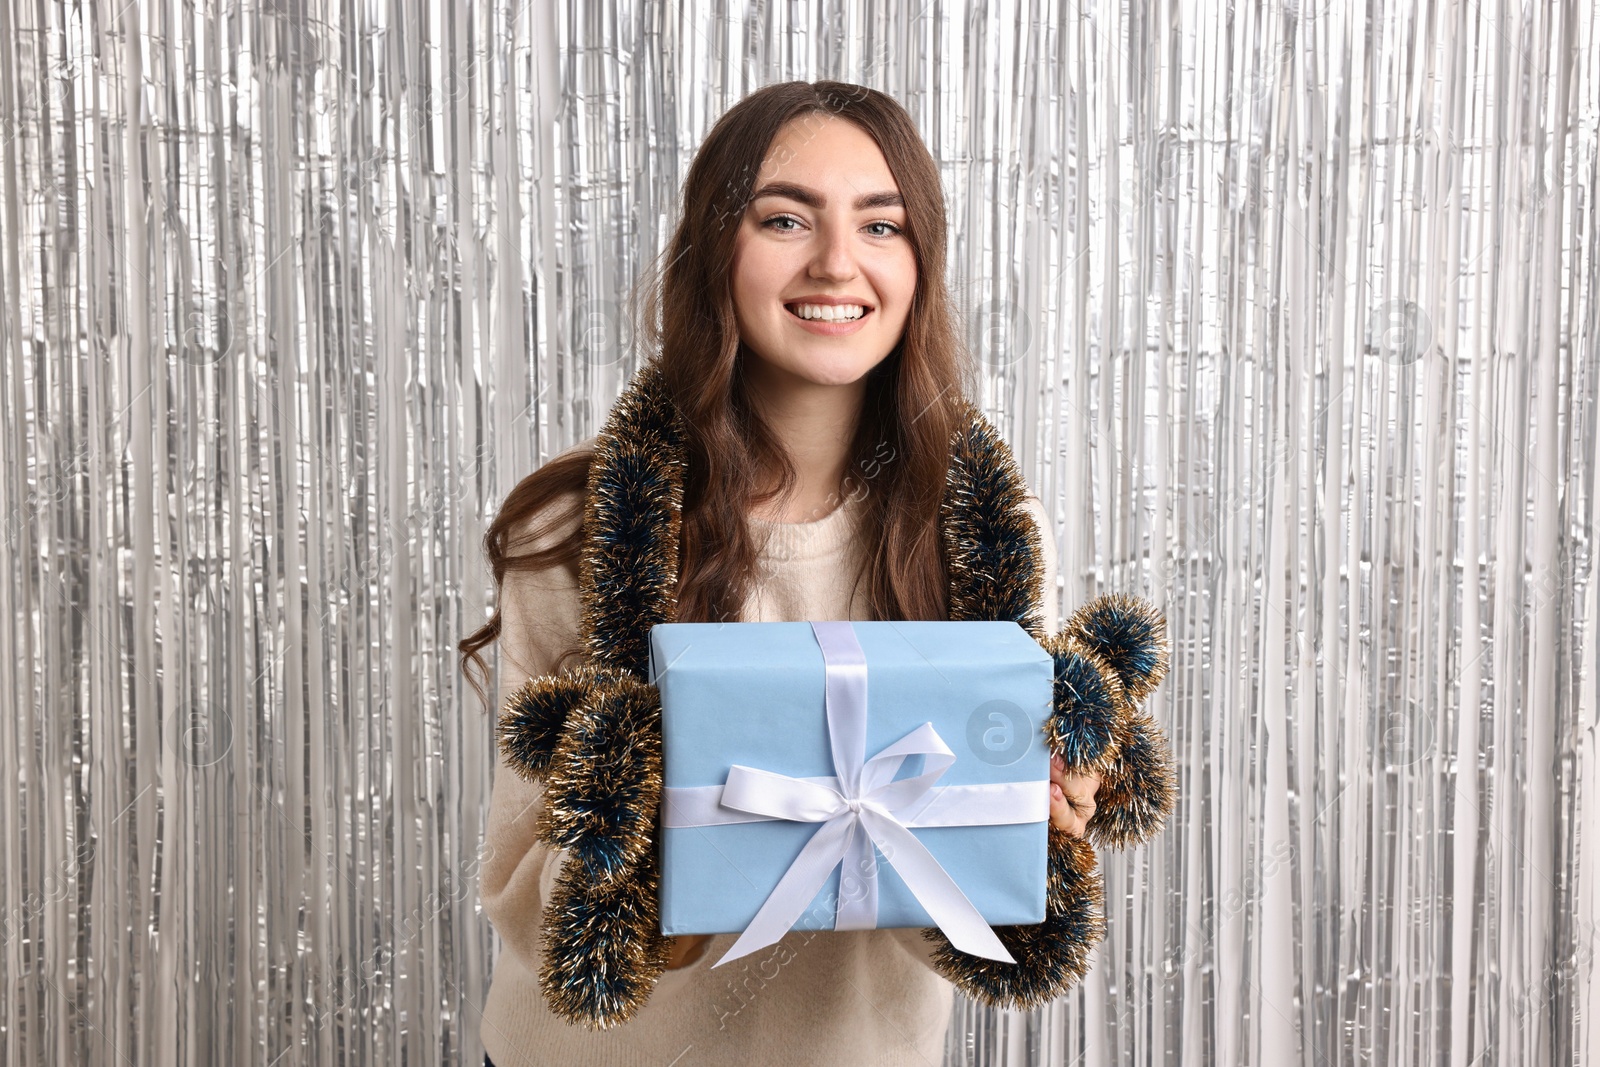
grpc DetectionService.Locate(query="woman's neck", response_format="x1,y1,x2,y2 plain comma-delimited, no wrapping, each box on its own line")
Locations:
742,359,867,524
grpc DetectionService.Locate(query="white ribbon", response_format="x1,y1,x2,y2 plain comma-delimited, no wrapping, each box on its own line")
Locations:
660,620,1044,968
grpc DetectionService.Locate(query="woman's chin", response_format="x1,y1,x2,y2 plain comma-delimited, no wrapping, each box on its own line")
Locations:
745,347,892,390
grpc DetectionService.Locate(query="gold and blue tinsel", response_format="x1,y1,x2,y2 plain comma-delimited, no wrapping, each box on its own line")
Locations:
495,362,1176,1028
1039,631,1126,777
922,826,1107,1009
536,675,664,887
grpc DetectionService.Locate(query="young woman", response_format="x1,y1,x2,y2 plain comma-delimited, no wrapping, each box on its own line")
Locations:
460,80,1101,1067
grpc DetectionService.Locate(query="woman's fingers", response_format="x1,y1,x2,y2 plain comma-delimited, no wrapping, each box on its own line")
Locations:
1049,753,1081,835
1049,779,1077,835
1049,754,1101,837
664,933,713,970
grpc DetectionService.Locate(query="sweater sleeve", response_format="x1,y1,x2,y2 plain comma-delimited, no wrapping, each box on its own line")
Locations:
478,443,724,1003
477,486,586,986
1026,492,1062,634
886,491,1062,973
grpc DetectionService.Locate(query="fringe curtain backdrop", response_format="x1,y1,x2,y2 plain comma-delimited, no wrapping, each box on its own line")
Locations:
1,0,1596,1064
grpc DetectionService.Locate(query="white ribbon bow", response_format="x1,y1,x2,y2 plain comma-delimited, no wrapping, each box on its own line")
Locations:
661,620,1043,968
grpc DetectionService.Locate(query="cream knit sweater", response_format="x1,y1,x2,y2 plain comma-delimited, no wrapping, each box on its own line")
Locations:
477,437,1061,1067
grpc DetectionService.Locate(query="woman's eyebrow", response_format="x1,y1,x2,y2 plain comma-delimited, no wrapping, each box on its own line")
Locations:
750,181,904,210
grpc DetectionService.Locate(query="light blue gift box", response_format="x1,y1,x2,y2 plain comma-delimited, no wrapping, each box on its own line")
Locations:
648,619,1053,952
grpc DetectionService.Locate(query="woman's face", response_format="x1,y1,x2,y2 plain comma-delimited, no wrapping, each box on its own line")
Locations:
730,115,917,389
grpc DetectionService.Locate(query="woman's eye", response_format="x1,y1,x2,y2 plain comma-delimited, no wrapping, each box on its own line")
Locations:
760,216,903,237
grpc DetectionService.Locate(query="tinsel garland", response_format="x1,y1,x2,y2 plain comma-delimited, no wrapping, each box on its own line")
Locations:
495,361,1176,1028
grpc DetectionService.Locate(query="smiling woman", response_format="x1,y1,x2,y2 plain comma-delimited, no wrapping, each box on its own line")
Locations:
733,124,915,361
461,80,1109,1067
730,114,920,523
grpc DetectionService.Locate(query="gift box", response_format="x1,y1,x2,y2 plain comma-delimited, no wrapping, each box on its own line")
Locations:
648,619,1054,968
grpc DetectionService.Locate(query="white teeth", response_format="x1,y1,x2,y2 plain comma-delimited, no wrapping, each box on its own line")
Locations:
789,303,867,322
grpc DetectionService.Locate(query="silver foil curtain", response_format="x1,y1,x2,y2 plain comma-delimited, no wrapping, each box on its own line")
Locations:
2,1,1595,1065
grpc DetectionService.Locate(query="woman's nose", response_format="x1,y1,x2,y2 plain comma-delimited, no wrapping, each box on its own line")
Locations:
808,221,859,279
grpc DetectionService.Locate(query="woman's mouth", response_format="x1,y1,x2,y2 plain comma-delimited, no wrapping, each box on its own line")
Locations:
784,302,874,335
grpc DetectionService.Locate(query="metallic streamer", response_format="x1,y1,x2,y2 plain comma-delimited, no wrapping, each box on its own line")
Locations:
1,1,1594,1065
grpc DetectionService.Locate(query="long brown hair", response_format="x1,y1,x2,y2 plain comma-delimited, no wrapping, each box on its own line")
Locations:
459,80,975,708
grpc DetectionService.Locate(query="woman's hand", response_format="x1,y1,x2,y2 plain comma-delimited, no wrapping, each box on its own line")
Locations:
1049,752,1100,838
664,933,713,970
